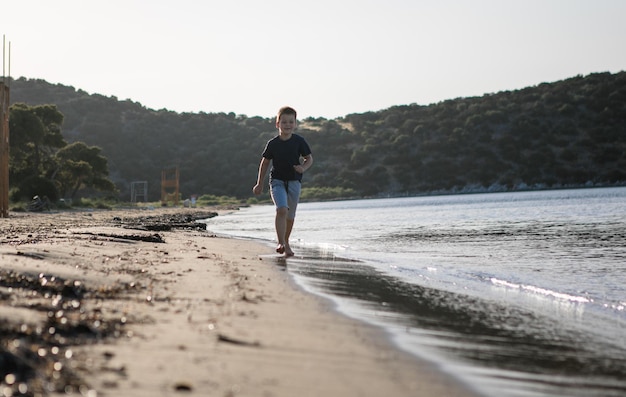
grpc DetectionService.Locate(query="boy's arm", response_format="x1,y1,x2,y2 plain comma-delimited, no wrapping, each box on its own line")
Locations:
253,157,271,195
294,154,313,174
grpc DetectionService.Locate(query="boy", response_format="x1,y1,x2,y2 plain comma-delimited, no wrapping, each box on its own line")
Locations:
253,106,313,257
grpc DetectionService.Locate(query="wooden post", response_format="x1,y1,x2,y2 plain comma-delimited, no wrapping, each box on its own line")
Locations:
0,81,9,218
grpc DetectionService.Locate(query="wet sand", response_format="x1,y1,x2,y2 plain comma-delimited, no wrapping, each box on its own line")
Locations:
0,207,479,397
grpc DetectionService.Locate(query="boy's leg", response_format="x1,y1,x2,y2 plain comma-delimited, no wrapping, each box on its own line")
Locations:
283,181,302,256
270,180,289,253
283,219,295,256
275,207,289,253
285,219,294,243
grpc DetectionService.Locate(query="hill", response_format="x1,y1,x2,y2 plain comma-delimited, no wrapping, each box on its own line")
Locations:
8,71,626,201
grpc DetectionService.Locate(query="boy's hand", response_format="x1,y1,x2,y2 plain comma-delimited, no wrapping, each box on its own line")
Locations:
252,184,263,195
293,165,305,174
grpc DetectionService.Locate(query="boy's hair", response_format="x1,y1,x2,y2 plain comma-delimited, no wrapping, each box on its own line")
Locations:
277,106,297,122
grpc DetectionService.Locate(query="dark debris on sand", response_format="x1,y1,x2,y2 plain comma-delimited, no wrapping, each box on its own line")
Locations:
113,211,218,232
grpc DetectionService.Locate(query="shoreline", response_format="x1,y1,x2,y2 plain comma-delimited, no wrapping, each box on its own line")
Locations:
0,207,480,396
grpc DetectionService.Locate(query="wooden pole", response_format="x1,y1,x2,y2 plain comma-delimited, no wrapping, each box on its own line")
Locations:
1,36,10,217
0,81,9,218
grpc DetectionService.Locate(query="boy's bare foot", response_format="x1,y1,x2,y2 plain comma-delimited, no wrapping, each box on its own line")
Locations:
276,244,285,254
284,244,294,257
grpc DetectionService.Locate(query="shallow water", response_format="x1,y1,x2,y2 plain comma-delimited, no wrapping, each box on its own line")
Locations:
205,187,626,397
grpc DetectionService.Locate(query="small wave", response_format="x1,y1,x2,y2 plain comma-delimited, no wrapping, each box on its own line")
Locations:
490,277,590,303
604,302,626,312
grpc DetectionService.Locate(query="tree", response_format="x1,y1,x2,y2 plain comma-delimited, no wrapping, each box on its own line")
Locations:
9,104,66,181
54,142,117,199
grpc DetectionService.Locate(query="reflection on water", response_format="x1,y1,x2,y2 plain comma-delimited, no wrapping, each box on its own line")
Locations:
285,246,626,397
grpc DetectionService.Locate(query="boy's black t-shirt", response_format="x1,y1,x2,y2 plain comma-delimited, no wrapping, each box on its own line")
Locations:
262,134,312,182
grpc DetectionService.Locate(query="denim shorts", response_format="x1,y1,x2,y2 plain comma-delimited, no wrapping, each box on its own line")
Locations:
270,179,301,220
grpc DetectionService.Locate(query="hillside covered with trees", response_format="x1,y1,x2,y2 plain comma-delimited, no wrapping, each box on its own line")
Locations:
8,71,626,202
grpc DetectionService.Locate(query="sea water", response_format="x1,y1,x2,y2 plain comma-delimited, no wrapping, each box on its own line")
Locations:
203,187,626,397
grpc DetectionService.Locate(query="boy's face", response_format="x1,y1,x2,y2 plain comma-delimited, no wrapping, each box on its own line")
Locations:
277,114,297,135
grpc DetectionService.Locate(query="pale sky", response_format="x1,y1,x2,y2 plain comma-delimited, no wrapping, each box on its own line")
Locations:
3,0,625,119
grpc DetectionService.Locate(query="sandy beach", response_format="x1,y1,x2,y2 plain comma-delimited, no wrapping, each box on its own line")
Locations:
0,207,478,397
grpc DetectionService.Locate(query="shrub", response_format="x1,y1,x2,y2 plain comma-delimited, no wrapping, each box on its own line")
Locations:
11,176,59,202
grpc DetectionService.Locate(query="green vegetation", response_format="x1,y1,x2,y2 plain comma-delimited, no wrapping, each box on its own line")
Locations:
301,186,358,201
8,71,626,203
8,103,117,204
70,197,115,210
196,194,242,206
